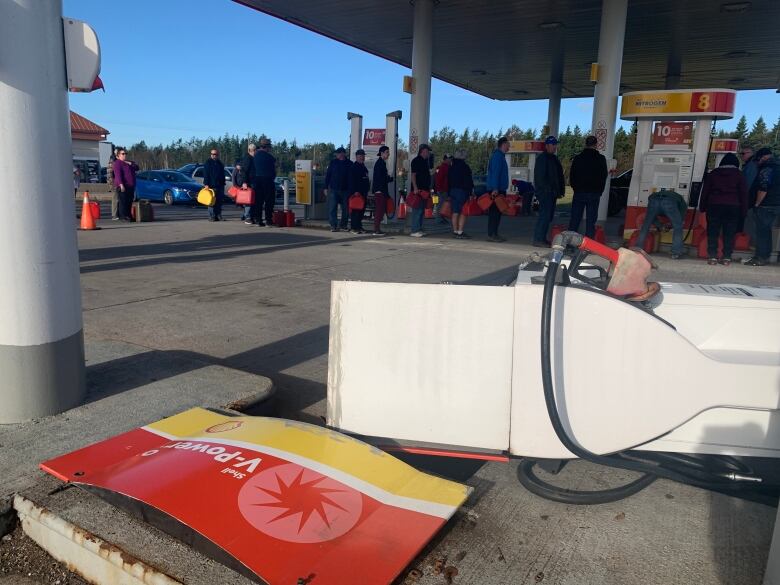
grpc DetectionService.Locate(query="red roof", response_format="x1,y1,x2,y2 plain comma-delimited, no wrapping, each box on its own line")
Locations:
70,111,109,140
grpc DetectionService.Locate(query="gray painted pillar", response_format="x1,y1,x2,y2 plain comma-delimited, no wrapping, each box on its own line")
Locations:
547,81,562,138
0,0,85,422
408,0,434,155
592,0,628,222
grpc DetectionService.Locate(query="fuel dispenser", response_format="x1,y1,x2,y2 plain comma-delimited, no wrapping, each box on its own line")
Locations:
620,89,736,244
348,111,401,215
507,140,545,188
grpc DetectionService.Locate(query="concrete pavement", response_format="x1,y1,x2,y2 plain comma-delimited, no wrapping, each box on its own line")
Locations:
3,201,779,584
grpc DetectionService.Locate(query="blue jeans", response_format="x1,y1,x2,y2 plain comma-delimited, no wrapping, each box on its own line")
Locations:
638,195,684,255
568,192,601,238
411,206,424,233
754,206,780,260
533,193,557,242
328,189,349,228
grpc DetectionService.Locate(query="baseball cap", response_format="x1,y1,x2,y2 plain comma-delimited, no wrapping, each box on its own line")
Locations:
355,149,366,156
335,147,346,153
259,138,271,147
544,135,559,145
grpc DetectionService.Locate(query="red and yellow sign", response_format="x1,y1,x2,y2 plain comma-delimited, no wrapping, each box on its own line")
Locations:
711,138,739,153
652,122,693,147
621,89,736,120
509,140,545,153
41,408,470,585
363,128,386,146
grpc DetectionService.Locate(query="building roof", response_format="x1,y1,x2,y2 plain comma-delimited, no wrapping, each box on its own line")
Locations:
70,111,109,141
235,0,779,101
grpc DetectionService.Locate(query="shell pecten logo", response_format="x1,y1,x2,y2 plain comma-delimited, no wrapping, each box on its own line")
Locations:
206,421,244,433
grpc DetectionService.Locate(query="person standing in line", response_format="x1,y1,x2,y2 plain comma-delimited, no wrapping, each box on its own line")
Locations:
107,148,119,220
250,138,276,227
568,135,608,238
409,144,432,237
434,153,452,224
740,145,758,191
744,147,780,266
371,145,393,236
112,148,138,221
533,136,565,246
348,149,370,234
698,153,747,265
486,137,510,242
203,147,226,222
73,164,81,197
240,143,256,224
325,147,351,232
448,149,474,239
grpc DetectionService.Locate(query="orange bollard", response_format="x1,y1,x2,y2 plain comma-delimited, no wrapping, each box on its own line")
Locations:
79,191,100,230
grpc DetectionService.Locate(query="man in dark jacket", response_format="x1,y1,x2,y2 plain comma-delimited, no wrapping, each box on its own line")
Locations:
348,149,370,234
325,147,351,231
533,136,565,246
371,145,393,236
251,138,276,227
745,148,780,266
240,143,256,224
203,147,226,221
567,135,608,238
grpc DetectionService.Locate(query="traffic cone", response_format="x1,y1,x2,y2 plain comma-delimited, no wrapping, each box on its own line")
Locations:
79,191,100,230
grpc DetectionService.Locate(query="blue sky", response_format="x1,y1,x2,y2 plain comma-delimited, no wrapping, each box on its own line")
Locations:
65,0,777,148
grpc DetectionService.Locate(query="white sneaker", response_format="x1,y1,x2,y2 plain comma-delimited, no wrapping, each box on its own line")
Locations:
410,231,425,238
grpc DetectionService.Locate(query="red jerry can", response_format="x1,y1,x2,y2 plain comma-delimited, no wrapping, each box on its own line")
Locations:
550,224,567,241
628,230,656,254
284,210,295,227
594,225,606,244
89,201,100,220
424,207,433,219
734,232,750,251
397,201,408,219
273,210,285,227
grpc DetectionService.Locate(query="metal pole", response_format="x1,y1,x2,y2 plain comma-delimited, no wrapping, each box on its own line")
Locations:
409,0,434,156
283,179,290,211
0,0,85,422
592,0,628,222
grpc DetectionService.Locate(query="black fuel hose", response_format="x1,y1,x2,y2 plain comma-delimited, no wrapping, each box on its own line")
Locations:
519,248,777,505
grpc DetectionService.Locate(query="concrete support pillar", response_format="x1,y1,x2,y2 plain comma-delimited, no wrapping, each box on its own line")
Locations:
592,0,628,222
408,0,434,156
692,118,714,186
0,0,85,422
348,113,363,159
547,81,562,138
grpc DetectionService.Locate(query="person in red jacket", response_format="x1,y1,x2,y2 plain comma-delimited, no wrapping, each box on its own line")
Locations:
433,154,452,224
699,153,748,265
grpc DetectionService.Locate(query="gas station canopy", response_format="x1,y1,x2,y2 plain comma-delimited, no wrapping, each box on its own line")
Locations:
236,0,779,100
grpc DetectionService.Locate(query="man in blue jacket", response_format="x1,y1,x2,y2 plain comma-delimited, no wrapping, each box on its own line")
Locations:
486,137,510,242
203,147,226,221
325,147,351,231
533,136,565,246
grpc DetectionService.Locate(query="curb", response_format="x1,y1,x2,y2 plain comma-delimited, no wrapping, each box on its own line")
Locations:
13,494,182,585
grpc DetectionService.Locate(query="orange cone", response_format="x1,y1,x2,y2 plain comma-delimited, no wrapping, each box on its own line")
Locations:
79,191,100,230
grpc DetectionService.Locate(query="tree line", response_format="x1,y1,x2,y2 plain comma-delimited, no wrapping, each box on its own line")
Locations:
124,115,778,178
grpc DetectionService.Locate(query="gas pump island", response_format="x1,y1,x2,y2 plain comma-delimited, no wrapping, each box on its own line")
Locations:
620,88,737,243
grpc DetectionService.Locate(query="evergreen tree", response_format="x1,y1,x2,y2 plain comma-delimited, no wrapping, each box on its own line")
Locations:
748,116,768,146
733,115,749,142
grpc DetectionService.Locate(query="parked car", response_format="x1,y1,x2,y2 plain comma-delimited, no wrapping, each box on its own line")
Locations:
135,170,203,205
176,163,200,178
608,169,632,216
192,165,234,192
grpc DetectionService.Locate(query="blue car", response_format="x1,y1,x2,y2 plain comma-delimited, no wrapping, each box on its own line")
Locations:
135,170,203,205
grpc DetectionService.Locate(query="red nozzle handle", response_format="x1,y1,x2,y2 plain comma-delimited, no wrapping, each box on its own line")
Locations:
579,236,620,264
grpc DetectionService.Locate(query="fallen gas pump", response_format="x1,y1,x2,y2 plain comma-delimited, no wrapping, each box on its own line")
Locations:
326,232,780,505
40,408,471,584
